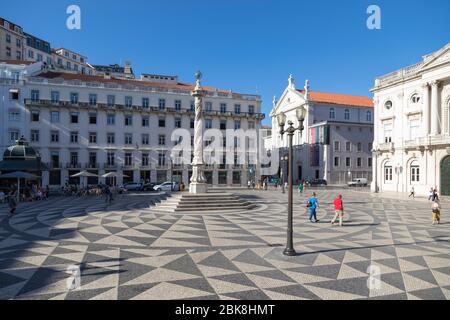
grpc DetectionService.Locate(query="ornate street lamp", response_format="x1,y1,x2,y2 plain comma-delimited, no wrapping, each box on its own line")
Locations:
278,105,307,256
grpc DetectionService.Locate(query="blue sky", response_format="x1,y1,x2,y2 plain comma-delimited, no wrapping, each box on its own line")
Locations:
2,0,449,125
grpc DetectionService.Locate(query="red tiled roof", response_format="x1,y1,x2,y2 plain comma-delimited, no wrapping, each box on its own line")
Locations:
37,71,236,94
298,90,373,108
0,60,34,65
262,125,272,129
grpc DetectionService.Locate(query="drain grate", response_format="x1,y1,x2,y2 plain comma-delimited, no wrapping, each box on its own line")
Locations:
267,243,283,247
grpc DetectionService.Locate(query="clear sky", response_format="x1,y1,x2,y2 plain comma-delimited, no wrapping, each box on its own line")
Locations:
2,0,449,125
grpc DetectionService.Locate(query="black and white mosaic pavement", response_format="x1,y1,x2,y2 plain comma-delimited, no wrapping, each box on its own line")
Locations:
0,189,449,300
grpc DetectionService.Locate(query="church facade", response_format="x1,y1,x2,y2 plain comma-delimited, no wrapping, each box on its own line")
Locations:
269,76,374,185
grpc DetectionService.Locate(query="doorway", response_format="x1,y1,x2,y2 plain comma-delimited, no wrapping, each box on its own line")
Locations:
441,156,450,196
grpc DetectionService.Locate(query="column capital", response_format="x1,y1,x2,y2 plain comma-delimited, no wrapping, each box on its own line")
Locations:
421,82,430,89
431,80,440,87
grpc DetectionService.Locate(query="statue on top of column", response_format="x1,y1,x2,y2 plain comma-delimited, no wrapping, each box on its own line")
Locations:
194,71,203,121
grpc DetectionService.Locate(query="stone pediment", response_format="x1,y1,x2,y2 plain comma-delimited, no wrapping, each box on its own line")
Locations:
270,86,307,116
419,42,450,71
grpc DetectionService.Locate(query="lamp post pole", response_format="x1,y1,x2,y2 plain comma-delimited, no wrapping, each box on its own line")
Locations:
372,149,380,193
281,154,287,194
277,107,306,257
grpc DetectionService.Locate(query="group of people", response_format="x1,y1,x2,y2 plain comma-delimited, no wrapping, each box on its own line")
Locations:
305,190,443,226
304,192,344,226
428,187,442,225
29,184,49,201
0,184,50,217
297,180,309,194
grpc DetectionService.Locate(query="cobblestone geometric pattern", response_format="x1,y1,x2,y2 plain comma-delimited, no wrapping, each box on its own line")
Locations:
0,190,449,300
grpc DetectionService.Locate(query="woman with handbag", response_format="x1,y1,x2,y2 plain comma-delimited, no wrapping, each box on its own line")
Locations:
307,192,319,223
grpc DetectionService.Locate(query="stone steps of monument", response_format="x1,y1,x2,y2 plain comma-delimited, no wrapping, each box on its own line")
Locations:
175,198,242,204
173,202,252,209
153,203,257,213
149,192,257,213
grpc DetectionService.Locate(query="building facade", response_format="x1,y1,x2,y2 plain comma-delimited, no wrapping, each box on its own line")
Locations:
52,48,94,75
270,76,374,184
371,42,450,196
0,61,264,188
24,32,52,65
0,17,26,61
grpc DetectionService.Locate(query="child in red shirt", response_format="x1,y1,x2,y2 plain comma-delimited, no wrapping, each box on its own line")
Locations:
332,195,344,226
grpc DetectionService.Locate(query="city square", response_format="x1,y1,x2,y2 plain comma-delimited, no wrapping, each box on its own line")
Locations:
0,0,450,306
0,188,449,300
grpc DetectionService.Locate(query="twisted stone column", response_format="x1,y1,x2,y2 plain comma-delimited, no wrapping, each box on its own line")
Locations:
189,72,208,193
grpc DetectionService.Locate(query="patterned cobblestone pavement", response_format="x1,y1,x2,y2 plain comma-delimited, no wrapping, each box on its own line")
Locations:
0,189,449,300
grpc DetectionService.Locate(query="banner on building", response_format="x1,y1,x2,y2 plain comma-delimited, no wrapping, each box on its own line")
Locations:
309,125,330,145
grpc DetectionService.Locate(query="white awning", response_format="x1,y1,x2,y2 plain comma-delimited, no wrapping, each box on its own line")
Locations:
9,89,19,93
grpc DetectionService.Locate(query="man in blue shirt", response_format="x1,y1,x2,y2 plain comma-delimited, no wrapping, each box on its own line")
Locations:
307,192,320,223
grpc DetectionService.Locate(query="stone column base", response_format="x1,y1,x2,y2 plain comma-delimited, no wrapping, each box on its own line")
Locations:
189,182,208,194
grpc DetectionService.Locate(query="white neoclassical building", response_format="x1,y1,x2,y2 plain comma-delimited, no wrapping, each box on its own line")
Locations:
269,76,374,184
371,42,450,196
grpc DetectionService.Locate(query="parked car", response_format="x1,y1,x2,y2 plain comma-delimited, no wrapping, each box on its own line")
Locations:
122,182,143,191
153,182,179,192
306,179,328,187
141,183,156,191
347,178,368,187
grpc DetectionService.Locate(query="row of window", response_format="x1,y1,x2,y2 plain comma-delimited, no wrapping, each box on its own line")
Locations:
30,90,256,113
383,93,421,111
329,108,372,122
333,141,373,153
384,161,420,183
55,58,91,74
334,157,372,168
4,46,22,60
383,117,424,143
25,129,253,149
27,50,51,64
30,110,253,130
5,34,22,47
46,151,248,168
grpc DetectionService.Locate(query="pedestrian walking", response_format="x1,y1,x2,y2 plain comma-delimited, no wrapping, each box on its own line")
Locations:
431,201,441,225
306,192,320,223
247,180,251,189
331,195,344,226
428,187,434,201
408,187,415,199
432,188,439,202
298,181,303,194
7,188,17,217
105,185,113,203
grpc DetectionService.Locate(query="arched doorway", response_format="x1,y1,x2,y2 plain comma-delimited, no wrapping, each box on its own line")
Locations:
441,156,450,196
